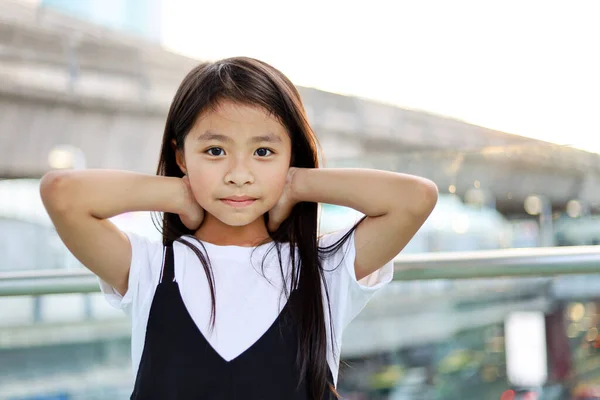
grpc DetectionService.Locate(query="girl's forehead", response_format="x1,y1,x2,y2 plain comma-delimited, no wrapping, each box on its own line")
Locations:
201,102,274,123
191,102,289,139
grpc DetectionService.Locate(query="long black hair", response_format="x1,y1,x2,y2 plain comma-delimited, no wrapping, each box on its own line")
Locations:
154,57,362,399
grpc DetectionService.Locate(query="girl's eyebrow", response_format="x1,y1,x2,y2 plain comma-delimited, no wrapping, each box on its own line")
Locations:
248,134,282,144
196,131,232,143
196,131,283,144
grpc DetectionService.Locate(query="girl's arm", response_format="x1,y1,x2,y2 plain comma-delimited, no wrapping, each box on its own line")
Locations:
292,168,438,280
39,170,200,295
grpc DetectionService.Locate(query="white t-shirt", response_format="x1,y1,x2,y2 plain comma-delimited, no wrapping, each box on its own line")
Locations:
99,227,393,387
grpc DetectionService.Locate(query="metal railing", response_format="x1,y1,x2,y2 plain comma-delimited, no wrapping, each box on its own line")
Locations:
1,245,600,297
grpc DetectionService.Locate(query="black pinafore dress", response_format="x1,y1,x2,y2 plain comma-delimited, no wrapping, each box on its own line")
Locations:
130,245,334,399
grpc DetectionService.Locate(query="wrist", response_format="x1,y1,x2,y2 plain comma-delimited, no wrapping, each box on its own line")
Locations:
289,167,308,203
174,176,190,215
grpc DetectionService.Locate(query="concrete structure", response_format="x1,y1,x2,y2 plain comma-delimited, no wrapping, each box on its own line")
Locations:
2,0,600,214
41,0,163,41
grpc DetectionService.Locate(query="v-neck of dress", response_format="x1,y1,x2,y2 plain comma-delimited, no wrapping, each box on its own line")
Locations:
170,280,295,365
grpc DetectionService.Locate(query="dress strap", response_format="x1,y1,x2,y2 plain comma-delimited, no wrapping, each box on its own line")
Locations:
160,245,175,283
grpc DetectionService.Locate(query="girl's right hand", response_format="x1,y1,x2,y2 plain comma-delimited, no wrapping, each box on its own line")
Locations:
179,175,204,230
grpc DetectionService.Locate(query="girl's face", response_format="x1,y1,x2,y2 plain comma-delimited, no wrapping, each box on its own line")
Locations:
176,101,292,230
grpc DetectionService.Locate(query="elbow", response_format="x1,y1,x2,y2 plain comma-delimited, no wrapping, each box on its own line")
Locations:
40,170,76,215
409,178,438,219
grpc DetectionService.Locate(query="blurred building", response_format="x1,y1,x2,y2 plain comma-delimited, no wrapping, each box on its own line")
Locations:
40,0,162,41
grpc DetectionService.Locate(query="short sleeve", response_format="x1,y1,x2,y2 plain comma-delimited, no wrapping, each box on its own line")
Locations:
320,227,394,333
97,231,163,316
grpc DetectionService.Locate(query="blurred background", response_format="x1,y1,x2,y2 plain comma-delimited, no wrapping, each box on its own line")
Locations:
1,0,600,398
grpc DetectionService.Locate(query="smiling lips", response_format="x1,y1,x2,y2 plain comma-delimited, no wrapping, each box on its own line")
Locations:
221,196,257,207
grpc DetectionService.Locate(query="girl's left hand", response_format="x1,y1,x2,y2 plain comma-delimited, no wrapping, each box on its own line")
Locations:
268,167,299,232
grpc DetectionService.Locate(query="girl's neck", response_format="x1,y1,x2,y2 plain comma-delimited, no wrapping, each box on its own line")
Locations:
193,214,271,247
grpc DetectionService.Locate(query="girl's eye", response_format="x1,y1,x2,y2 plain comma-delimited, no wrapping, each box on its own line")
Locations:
206,147,225,156
255,148,273,157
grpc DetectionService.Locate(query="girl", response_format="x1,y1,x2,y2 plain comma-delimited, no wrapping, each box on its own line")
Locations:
40,57,438,400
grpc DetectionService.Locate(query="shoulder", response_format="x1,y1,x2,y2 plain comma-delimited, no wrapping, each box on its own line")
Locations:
319,226,393,345
98,231,164,311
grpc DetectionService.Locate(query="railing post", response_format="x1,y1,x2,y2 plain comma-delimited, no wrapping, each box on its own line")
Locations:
545,304,572,383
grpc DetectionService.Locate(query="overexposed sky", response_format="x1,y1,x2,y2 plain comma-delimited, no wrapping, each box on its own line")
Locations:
161,0,600,152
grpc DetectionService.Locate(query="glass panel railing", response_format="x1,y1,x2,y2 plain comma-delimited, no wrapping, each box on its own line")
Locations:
337,276,600,400
3,250,600,399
